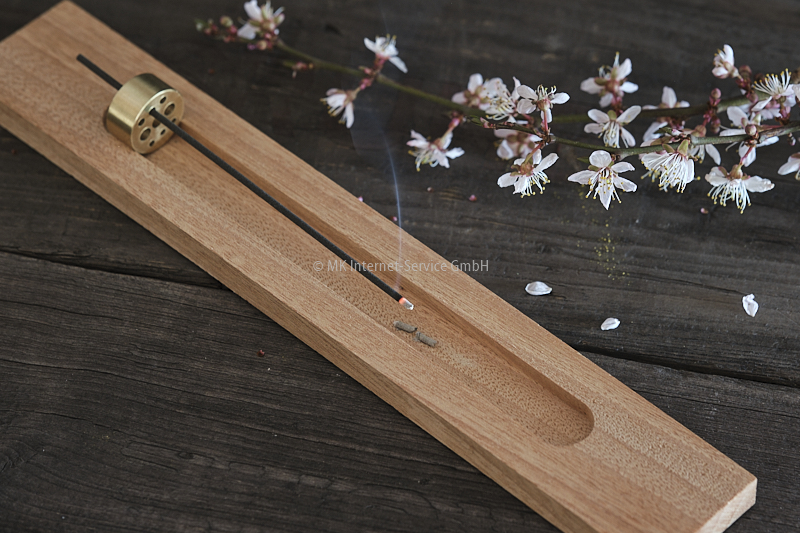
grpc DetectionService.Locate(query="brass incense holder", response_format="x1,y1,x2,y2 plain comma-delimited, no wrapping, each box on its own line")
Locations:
105,73,184,154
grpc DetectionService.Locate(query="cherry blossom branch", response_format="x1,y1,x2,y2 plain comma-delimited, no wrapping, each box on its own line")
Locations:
198,6,800,213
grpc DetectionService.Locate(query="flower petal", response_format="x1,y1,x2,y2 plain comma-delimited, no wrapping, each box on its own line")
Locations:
551,92,570,104
720,128,745,137
389,55,408,73
580,77,601,94
536,153,559,171
237,22,257,40
620,81,638,93
620,127,636,148
742,294,758,317
611,161,635,173
662,86,677,107
589,150,613,168
740,144,756,167
446,147,465,159
704,167,728,186
363,37,377,53
525,281,552,296
744,176,774,193
599,92,614,108
778,154,800,174
598,183,613,209
617,58,632,78
496,140,514,160
516,85,537,99
723,44,735,62
615,176,637,192
643,121,667,141
497,172,517,187
467,73,483,92
601,317,621,330
343,104,354,128
706,143,721,165
584,124,604,134
618,105,641,124
516,100,535,115
244,0,263,21
567,170,595,185
587,109,609,124
726,106,748,126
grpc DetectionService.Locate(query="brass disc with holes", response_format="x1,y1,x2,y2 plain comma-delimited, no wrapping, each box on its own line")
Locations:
105,73,184,154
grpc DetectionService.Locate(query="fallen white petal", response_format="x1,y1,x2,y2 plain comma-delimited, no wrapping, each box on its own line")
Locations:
525,281,552,296
742,294,758,317
600,317,620,331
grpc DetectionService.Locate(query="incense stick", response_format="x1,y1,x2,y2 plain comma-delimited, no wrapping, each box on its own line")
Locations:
77,54,413,311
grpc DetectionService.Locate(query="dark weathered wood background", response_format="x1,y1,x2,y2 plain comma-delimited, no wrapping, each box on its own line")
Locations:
1,0,798,531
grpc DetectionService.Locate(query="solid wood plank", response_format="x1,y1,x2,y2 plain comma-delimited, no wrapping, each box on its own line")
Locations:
1,251,797,532
0,4,760,532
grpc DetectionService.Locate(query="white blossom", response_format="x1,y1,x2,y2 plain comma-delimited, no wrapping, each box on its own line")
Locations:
720,107,778,167
705,165,773,213
484,77,521,121
600,318,621,331
452,73,489,108
752,70,796,112
452,75,521,119
407,130,464,170
712,44,738,79
239,0,285,40
580,53,638,108
525,282,552,296
584,106,641,148
515,84,569,124
643,87,690,141
322,88,357,128
778,153,800,179
364,35,407,73
742,294,758,317
640,140,695,192
494,128,542,160
497,151,559,197
567,150,637,209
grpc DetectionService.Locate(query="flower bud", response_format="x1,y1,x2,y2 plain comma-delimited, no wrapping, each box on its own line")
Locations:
745,124,758,137
220,15,233,27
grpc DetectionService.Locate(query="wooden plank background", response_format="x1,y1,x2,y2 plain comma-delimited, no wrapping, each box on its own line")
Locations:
0,0,798,531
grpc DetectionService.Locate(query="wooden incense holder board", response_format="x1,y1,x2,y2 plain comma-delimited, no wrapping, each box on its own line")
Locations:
0,3,756,532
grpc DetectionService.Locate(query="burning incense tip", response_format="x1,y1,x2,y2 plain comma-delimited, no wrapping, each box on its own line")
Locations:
393,321,417,333
399,297,414,310
415,331,438,347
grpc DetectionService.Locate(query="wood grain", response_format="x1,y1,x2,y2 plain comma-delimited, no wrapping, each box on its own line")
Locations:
1,0,798,531
0,250,796,532
0,2,761,532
